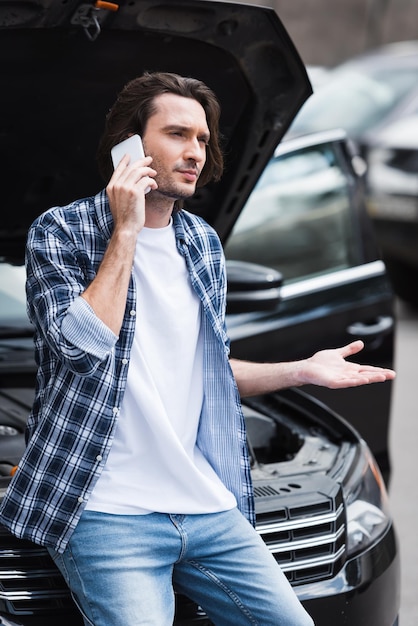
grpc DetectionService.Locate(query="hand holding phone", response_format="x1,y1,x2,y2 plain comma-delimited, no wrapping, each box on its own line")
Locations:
111,135,151,193
111,134,145,169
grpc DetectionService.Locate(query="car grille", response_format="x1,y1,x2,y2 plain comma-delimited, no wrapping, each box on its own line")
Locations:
0,486,346,620
0,527,78,619
254,482,346,584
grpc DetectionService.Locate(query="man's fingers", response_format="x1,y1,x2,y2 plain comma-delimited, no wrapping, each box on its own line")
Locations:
337,340,365,358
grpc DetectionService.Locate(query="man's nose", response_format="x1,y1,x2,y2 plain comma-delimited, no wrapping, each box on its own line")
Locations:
185,138,205,162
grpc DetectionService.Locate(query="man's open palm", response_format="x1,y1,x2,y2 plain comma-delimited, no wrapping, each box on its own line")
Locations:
305,340,396,389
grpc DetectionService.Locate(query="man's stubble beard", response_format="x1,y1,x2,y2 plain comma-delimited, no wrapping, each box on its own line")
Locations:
150,155,200,204
155,186,194,202
144,182,196,220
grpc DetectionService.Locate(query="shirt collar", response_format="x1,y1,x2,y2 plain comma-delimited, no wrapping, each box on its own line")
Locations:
94,190,185,245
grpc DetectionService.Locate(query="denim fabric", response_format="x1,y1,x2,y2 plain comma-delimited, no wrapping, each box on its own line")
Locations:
48,508,314,626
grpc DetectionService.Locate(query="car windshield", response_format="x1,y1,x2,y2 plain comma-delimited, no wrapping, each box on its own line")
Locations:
0,262,31,333
291,64,418,136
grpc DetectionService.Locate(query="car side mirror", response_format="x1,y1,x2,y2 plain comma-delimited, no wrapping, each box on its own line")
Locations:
226,260,283,314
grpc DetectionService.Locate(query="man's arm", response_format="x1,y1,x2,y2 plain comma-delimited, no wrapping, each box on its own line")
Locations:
81,155,157,335
231,340,396,398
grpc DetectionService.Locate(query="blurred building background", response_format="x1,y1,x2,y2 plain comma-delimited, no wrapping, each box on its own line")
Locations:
241,0,418,65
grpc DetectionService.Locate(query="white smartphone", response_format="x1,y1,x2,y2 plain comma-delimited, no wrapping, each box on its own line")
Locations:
111,134,145,169
111,134,151,193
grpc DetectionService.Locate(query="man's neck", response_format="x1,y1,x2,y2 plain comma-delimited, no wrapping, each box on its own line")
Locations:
144,198,174,228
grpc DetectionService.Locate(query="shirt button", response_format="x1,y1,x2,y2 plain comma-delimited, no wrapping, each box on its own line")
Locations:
77,496,84,504
96,455,103,462
129,310,136,317
113,407,119,416
122,358,128,365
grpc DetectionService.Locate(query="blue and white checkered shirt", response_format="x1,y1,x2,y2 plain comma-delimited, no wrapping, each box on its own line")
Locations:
0,190,254,553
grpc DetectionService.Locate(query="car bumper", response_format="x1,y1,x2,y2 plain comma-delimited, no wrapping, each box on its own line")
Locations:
0,524,399,626
298,523,400,626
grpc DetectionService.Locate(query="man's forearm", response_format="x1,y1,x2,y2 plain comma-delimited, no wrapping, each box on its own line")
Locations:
81,228,137,336
230,358,304,397
230,341,395,397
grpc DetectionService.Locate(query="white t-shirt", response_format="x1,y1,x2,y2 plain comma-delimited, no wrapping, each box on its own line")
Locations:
86,219,236,515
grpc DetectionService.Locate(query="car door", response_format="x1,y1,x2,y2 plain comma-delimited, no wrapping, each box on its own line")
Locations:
224,130,396,481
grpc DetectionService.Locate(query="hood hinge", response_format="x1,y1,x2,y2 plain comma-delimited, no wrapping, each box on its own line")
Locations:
71,1,119,42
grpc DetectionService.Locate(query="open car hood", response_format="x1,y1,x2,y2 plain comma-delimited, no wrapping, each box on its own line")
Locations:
1,0,311,261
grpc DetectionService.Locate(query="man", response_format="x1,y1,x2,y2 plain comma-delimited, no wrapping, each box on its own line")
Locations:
0,72,395,625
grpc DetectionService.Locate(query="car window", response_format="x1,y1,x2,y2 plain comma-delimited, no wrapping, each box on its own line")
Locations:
224,141,360,283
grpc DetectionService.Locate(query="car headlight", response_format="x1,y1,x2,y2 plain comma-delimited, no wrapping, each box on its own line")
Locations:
343,440,391,556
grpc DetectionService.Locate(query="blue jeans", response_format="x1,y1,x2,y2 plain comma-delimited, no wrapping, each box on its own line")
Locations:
48,508,314,626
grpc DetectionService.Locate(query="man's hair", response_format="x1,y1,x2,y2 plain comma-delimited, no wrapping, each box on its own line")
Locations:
97,71,224,187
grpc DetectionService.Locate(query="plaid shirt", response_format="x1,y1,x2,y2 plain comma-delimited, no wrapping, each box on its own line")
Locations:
0,190,254,553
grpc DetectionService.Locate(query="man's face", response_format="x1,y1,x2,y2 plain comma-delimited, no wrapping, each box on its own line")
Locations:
142,93,210,201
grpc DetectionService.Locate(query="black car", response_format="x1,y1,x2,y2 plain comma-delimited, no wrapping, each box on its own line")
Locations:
0,1,399,625
224,129,395,483
289,41,418,143
288,41,418,306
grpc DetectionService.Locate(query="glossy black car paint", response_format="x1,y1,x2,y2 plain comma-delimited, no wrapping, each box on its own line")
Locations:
302,526,399,626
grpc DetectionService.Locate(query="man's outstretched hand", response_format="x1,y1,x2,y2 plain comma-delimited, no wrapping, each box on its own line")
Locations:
231,340,396,398
303,340,396,389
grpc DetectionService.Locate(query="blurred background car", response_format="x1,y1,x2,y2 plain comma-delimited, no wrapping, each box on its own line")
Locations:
365,108,418,307
288,41,418,306
291,41,418,143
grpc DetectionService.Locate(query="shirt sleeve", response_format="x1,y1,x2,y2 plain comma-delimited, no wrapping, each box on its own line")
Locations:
61,296,118,358
26,205,118,375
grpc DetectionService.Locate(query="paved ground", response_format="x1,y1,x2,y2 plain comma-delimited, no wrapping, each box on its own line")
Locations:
389,299,418,626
